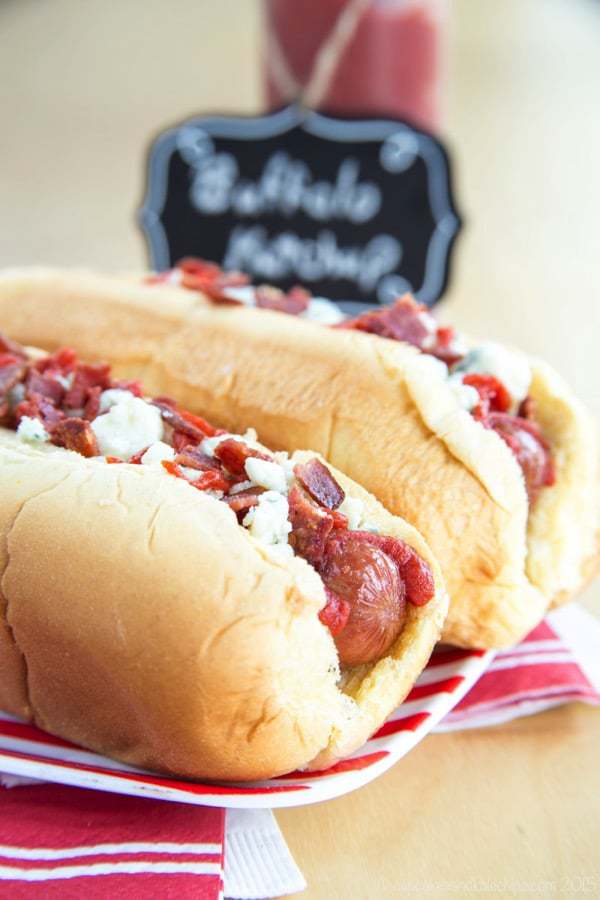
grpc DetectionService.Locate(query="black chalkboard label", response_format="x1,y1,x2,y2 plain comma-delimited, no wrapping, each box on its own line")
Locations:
140,105,461,306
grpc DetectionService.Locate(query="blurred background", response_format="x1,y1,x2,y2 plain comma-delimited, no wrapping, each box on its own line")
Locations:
1,0,599,416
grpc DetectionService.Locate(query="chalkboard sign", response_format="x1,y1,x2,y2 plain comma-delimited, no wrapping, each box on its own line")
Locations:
140,105,461,306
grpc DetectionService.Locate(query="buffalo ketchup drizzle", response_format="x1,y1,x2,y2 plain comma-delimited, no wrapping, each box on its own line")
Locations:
0,334,435,666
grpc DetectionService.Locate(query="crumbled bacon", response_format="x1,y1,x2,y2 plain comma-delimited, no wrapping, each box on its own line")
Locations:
178,258,222,279
152,399,219,441
25,370,65,405
34,346,77,374
223,487,266,515
174,444,224,472
175,257,250,302
339,295,465,367
64,363,111,410
172,429,194,452
340,294,434,343
15,396,65,430
293,458,345,510
50,418,99,458
0,357,27,420
161,459,230,492
213,438,272,477
287,484,335,567
83,385,102,420
255,285,311,316
189,470,231,492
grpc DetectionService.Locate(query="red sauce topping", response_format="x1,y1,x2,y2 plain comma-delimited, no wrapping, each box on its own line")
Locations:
463,373,511,418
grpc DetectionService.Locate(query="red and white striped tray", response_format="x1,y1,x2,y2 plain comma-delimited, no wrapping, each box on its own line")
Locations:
0,646,492,809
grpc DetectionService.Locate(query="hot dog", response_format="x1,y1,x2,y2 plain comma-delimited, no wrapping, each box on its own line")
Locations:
0,334,446,781
0,263,597,648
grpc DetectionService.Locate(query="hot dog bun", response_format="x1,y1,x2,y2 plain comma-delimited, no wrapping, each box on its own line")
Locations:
0,428,446,781
0,266,596,648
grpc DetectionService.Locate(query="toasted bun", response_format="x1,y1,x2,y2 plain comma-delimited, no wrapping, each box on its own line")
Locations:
0,427,446,781
0,266,597,648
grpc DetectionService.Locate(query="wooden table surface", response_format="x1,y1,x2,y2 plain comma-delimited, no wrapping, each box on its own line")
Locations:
1,1,599,897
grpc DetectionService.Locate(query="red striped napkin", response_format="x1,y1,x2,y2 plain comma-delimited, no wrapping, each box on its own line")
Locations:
436,603,600,731
0,783,225,898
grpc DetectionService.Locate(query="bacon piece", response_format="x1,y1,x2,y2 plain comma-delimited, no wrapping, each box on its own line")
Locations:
189,470,231,492
174,444,224,472
178,257,223,278
339,295,465,366
318,588,351,638
152,400,219,441
463,373,511,418
0,357,27,419
15,397,64,430
161,459,230,492
485,413,555,502
175,257,250,302
293,458,345,510
213,438,272,477
319,531,407,665
34,347,77,374
223,486,266,514
172,430,194,452
255,285,311,316
50,418,99,457
64,363,111,410
287,484,335,567
25,370,65,405
341,295,434,344
83,385,102,420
